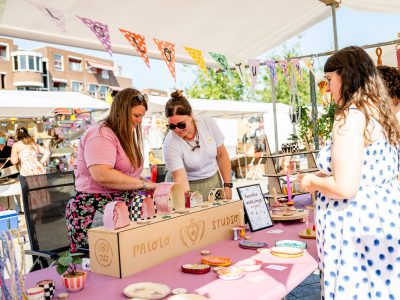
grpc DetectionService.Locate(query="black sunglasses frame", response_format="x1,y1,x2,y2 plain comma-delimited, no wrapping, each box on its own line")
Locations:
166,122,186,130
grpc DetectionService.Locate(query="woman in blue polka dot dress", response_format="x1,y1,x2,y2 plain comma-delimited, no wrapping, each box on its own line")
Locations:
299,46,400,300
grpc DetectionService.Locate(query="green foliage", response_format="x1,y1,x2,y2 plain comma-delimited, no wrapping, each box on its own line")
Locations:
297,104,313,143
55,251,83,276
317,102,336,141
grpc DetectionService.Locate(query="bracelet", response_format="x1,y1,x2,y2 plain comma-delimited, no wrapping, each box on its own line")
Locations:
223,182,233,188
142,180,148,189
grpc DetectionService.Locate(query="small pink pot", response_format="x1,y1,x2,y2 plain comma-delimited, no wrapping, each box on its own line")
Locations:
61,271,87,292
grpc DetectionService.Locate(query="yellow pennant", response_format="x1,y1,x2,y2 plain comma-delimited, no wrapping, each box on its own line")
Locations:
184,47,209,77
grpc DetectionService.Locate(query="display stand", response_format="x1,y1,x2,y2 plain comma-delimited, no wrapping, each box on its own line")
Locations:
262,136,318,200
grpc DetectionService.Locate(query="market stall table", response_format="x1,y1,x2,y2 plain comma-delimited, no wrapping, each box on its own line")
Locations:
19,219,318,300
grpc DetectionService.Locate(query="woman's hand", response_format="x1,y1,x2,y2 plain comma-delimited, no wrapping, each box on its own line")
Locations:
143,180,157,190
298,173,318,193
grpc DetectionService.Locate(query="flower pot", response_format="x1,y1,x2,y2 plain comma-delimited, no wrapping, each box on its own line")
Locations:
61,271,87,292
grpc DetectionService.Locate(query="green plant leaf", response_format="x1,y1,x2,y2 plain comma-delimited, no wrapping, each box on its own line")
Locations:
58,255,73,266
73,257,83,265
56,264,68,275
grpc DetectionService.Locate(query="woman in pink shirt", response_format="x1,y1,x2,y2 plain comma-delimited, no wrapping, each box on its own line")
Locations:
66,88,156,252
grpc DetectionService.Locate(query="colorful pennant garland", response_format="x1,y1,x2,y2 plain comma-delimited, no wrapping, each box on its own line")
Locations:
78,16,112,56
291,59,303,81
120,28,150,68
184,47,209,77
233,59,247,86
279,60,290,83
209,52,232,76
28,0,66,33
248,59,260,90
153,38,176,81
302,57,315,77
266,60,277,83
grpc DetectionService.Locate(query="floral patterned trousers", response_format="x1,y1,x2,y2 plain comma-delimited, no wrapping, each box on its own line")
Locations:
65,191,137,252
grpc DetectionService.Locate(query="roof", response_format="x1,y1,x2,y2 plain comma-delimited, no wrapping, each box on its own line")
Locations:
0,91,109,118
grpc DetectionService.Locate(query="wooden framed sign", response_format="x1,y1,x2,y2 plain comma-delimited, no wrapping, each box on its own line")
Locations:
236,184,273,232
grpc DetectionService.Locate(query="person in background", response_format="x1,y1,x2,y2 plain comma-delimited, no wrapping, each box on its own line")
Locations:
163,90,232,200
377,65,400,113
65,88,157,252
10,127,50,175
299,46,400,299
0,136,12,169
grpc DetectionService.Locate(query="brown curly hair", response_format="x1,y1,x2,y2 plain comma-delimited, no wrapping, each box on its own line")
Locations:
164,90,192,117
377,65,400,105
324,46,400,145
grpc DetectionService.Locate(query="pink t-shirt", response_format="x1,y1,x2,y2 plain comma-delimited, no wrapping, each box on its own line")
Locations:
74,124,143,193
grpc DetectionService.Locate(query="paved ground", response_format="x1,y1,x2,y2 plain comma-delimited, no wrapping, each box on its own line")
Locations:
287,272,321,300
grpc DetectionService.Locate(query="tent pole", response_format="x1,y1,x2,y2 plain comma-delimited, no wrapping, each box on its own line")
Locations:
330,3,339,51
269,71,279,155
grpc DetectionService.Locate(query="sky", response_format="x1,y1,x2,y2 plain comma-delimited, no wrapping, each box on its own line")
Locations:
10,6,400,91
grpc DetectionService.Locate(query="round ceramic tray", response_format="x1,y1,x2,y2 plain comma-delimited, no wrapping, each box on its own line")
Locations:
270,246,304,258
123,282,171,299
271,209,309,221
217,267,245,280
238,240,268,250
298,229,316,239
236,259,263,272
181,264,211,274
201,256,232,267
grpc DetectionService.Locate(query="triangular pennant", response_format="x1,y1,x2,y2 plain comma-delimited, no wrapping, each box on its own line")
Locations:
119,28,150,68
291,59,303,81
302,57,315,77
233,58,247,86
78,16,112,56
279,60,290,83
209,52,232,75
153,38,176,81
27,0,66,33
248,59,260,90
266,60,277,83
184,47,208,77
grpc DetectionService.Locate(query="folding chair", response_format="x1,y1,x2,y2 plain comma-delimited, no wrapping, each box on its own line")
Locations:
19,171,78,272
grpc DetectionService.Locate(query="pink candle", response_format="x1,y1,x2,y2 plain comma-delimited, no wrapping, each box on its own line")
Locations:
286,170,292,202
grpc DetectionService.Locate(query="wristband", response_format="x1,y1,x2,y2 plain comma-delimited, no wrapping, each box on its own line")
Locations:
223,182,233,188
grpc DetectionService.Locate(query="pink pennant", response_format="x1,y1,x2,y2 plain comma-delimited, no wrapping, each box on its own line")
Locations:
291,59,303,80
248,59,260,90
78,16,112,56
279,60,290,82
27,0,66,33
153,38,176,81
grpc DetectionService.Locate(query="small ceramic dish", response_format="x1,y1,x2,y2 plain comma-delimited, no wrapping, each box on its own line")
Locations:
238,240,268,250
275,240,307,249
236,259,264,272
201,256,231,267
217,267,245,280
181,264,211,274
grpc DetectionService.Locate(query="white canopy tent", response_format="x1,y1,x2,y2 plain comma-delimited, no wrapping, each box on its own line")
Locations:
0,90,110,118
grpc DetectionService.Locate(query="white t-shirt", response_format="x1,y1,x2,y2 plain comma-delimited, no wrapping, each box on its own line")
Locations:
163,115,225,180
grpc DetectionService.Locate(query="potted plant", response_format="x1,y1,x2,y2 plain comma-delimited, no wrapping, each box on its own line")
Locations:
55,251,87,292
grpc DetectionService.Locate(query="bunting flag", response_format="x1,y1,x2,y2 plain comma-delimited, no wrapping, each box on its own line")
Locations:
291,59,303,80
233,59,247,86
209,52,232,75
119,28,150,68
78,16,112,56
266,60,277,83
302,57,315,77
28,0,66,33
0,0,6,23
248,59,260,90
279,60,290,82
184,47,208,77
153,38,176,81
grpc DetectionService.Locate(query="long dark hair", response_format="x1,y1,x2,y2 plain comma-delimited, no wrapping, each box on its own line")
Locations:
165,90,192,117
103,88,148,168
324,46,400,145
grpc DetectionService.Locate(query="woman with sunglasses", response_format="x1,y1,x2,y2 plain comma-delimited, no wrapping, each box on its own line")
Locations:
163,90,232,201
66,88,157,252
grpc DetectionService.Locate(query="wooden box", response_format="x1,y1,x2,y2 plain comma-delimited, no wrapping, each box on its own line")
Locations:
88,199,243,278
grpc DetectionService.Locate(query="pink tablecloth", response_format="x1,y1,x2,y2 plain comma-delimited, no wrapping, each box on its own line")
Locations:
22,220,318,300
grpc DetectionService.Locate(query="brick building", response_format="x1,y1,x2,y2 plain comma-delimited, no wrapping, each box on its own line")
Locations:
0,37,132,100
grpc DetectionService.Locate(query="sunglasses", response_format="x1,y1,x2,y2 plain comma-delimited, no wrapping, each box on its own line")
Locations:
166,116,189,130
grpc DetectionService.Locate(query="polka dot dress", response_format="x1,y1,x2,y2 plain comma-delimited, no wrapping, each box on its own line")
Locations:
316,124,400,299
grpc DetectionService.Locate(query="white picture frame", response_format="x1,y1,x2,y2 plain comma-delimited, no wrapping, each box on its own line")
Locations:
236,184,273,232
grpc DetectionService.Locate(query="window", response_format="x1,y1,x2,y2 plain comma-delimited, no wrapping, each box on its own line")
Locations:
13,56,18,70
71,81,83,92
88,84,98,97
12,53,42,71
99,85,108,100
0,45,7,59
88,67,97,74
28,56,35,70
69,58,82,72
54,54,63,71
1,74,5,89
101,69,109,79
19,55,26,70
53,81,66,91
